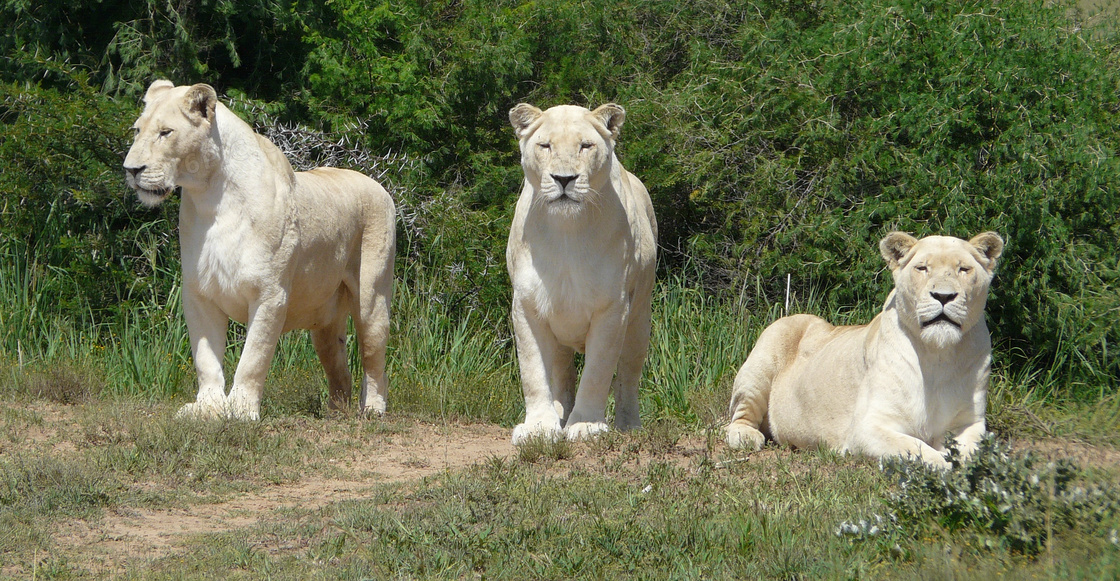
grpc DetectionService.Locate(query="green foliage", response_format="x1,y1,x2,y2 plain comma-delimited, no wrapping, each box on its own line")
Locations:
0,0,1118,400
1,0,308,99
841,436,1120,557
0,72,176,317
292,0,1120,391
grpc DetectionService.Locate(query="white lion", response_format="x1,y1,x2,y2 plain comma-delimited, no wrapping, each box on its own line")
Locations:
123,80,396,420
725,232,1004,467
506,103,658,444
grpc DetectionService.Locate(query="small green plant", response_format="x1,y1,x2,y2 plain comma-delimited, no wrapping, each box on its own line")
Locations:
838,435,1120,557
515,434,573,463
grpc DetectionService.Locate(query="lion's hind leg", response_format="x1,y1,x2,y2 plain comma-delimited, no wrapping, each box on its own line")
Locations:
312,313,353,411
354,276,391,416
725,315,816,450
354,191,395,417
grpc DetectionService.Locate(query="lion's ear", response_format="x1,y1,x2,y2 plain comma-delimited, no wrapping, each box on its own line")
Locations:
592,103,626,140
509,103,543,138
880,231,919,269
183,84,218,124
969,231,1004,270
144,80,175,104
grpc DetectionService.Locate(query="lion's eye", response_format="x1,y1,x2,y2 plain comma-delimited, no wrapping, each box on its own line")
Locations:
580,142,594,150
538,143,551,150
159,128,173,138
914,265,928,273
959,266,972,274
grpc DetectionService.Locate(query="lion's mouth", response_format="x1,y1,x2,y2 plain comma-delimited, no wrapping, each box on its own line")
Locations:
132,185,176,208
550,193,579,204
922,313,960,328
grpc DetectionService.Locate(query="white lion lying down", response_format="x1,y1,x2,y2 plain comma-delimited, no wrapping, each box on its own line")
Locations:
725,232,1004,467
123,80,396,420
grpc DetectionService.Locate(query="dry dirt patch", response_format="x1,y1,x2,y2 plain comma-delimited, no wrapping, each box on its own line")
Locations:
52,419,515,574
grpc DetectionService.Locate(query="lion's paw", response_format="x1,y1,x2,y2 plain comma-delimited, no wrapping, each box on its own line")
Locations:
512,419,563,446
726,423,765,451
175,399,228,421
360,394,387,417
564,421,610,441
225,395,261,421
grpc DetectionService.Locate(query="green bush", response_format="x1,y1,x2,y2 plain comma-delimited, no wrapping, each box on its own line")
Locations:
292,0,1120,392
0,70,174,318
0,0,1117,400
839,436,1120,557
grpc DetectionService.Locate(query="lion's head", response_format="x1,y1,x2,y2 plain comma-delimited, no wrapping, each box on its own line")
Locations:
123,80,220,207
880,231,1004,348
509,103,625,217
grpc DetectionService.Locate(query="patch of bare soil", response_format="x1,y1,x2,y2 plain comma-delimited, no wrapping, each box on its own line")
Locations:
1012,437,1120,467
54,421,515,575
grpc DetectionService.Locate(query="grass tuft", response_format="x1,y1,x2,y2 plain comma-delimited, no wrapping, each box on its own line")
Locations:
516,434,573,464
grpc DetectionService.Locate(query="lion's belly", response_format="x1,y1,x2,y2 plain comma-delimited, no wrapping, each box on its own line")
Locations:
188,230,356,332
547,308,593,351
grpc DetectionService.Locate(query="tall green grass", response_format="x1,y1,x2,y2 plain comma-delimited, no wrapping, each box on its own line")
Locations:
0,237,1100,437
0,243,763,426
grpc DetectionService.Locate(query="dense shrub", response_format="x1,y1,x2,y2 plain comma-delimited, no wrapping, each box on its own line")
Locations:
839,436,1120,557
0,0,307,99
0,0,1116,396
0,70,172,317
291,0,1120,392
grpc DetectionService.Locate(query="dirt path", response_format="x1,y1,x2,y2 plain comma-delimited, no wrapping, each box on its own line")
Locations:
53,420,516,575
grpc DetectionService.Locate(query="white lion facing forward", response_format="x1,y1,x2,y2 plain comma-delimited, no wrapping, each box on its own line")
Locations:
124,80,395,420
506,103,657,444
725,232,1004,468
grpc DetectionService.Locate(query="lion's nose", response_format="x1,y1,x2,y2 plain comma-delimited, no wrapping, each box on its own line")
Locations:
931,291,958,305
552,174,576,189
124,165,146,178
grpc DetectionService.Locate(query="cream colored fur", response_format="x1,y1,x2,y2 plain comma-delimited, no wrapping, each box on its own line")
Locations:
124,80,395,420
506,103,657,444
725,232,1004,467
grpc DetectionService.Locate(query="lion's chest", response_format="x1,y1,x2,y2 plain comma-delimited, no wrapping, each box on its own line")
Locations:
182,218,276,323
518,261,626,350
858,331,989,442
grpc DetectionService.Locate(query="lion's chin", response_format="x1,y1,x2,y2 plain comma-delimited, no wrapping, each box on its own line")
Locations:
135,187,174,208
544,193,585,217
919,321,964,349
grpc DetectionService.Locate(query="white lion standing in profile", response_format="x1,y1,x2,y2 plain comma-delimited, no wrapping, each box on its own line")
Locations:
506,103,658,444
725,232,1004,468
123,80,396,420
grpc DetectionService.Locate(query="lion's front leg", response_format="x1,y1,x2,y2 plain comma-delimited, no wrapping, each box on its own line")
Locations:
947,419,986,462
850,425,952,469
565,307,627,441
178,291,229,420
226,294,289,421
611,290,651,432
511,298,565,445
948,374,989,461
